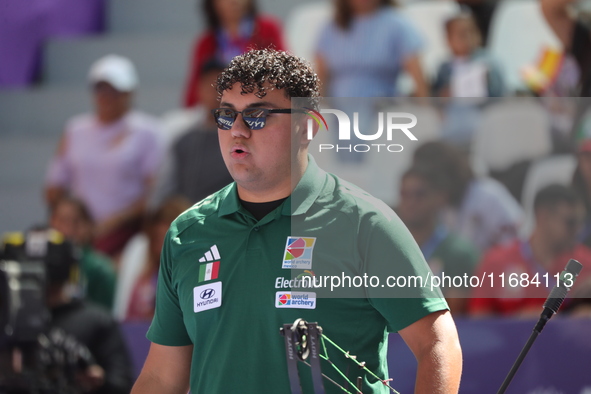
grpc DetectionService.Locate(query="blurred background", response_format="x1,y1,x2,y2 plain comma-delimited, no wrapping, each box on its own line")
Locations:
1,0,591,392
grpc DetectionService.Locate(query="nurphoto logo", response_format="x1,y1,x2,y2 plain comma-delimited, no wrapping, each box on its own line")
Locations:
305,108,418,153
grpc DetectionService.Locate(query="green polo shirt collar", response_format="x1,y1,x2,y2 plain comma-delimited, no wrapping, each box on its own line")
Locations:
217,183,241,217
217,155,326,218
282,155,326,217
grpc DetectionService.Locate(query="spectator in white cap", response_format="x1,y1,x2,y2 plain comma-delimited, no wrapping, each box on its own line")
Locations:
45,54,164,260
88,54,138,124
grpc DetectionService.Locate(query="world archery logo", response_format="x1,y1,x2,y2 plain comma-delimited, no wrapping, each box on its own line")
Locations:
277,293,292,306
282,236,316,270
276,291,317,309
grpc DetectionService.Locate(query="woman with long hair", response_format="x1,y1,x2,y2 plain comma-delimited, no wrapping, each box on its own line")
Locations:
183,0,284,107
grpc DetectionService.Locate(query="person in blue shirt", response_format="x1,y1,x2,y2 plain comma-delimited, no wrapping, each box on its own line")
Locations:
315,0,428,98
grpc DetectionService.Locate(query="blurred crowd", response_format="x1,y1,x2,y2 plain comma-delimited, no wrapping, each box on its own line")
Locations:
3,1,591,391
35,0,591,322
8,0,591,324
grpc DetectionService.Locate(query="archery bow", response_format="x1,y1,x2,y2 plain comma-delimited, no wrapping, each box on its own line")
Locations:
280,318,400,394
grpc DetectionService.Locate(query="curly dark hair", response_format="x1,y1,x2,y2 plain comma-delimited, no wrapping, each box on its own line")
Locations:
215,49,320,109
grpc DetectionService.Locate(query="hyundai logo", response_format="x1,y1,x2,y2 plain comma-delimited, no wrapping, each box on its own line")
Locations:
200,288,215,299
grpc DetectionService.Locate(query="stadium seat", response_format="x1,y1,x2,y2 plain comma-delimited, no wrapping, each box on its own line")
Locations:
519,154,578,237
470,98,552,176
284,1,333,64
488,0,562,93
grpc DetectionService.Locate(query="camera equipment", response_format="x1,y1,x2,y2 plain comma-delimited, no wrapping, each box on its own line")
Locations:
0,229,93,394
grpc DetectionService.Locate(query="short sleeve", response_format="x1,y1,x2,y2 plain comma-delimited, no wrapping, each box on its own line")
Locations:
394,13,423,60
432,61,452,96
359,205,448,333
147,229,192,346
138,121,165,180
485,57,506,97
315,22,333,61
45,129,72,187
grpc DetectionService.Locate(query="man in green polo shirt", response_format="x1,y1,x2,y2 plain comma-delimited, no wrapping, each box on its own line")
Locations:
132,49,462,394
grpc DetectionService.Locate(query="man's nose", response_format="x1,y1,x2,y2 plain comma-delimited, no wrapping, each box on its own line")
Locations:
230,113,252,138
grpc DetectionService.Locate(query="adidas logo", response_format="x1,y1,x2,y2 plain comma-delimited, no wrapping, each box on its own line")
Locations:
198,245,220,283
199,245,220,262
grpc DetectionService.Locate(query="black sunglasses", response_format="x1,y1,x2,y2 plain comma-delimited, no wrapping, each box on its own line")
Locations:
211,107,305,130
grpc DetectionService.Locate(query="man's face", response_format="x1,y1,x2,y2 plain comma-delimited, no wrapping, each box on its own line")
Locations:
50,202,93,246
397,175,445,228
217,83,304,200
447,18,480,57
539,202,586,251
214,0,250,25
93,81,132,123
348,0,381,15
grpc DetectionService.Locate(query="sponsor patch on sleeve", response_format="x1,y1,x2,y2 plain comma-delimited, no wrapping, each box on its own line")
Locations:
193,282,222,313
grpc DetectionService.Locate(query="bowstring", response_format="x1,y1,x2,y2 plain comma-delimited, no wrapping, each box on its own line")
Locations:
299,360,357,394
319,334,400,394
317,335,361,394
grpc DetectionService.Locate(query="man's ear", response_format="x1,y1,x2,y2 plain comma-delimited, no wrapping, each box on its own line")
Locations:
297,117,319,146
